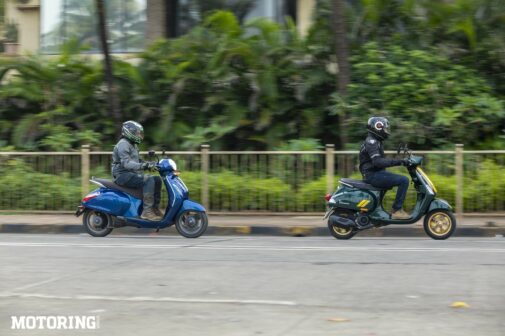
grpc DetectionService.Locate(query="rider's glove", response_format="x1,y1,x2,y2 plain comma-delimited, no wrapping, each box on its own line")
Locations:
401,158,412,167
142,162,158,171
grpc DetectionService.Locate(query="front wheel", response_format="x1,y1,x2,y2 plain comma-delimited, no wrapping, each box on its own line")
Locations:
423,210,456,240
83,210,113,237
175,211,208,238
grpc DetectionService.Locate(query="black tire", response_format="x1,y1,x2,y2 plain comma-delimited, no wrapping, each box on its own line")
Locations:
423,209,456,240
83,210,113,237
175,211,208,238
328,223,356,240
328,210,356,240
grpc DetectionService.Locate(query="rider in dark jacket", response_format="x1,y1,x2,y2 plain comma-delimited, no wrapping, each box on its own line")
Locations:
112,121,163,221
359,117,410,219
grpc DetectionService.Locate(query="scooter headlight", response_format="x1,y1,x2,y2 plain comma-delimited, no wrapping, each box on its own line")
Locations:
168,159,177,171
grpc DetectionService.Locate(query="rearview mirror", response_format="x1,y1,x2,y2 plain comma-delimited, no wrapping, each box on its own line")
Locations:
397,143,410,155
397,143,405,155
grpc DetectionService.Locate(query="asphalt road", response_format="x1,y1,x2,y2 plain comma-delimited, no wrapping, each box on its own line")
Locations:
0,234,504,336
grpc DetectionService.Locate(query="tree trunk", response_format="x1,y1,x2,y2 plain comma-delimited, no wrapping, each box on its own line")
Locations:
332,0,350,149
96,0,122,137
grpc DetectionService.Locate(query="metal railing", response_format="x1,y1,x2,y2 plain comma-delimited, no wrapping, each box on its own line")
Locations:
0,144,504,215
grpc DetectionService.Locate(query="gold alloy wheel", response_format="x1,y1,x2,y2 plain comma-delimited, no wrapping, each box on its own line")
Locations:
332,225,352,235
427,212,452,236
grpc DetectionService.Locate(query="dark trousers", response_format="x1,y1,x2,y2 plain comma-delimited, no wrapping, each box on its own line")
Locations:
114,172,162,209
365,171,409,211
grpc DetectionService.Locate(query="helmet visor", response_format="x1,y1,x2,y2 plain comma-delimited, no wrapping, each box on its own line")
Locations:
383,120,391,135
136,128,144,141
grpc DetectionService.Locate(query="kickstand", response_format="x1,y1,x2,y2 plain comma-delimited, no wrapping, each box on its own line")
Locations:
156,227,160,233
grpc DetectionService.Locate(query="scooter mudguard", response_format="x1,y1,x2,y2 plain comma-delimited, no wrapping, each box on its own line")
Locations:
177,199,206,217
428,198,452,212
83,188,142,217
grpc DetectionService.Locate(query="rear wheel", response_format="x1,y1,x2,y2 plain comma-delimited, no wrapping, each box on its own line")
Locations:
328,210,356,240
176,211,208,238
423,210,456,240
83,210,113,237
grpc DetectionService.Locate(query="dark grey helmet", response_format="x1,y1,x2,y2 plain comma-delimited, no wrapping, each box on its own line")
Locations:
122,120,144,144
367,117,390,140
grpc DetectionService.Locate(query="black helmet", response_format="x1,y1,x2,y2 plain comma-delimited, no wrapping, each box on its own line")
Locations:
367,117,391,140
122,120,144,144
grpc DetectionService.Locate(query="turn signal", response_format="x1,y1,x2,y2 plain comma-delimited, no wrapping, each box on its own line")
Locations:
325,193,332,202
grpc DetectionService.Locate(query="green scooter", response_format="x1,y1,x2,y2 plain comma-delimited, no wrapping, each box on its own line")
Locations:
324,144,456,240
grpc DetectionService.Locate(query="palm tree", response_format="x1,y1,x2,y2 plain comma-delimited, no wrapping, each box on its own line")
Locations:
95,0,121,136
332,0,350,148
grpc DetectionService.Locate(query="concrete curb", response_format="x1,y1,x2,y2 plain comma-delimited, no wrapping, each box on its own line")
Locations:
0,223,504,237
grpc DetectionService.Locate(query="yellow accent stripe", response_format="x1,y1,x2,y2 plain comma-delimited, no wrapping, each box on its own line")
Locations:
417,167,438,193
357,200,370,208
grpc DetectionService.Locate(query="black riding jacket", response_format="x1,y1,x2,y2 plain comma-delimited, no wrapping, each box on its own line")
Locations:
359,133,401,178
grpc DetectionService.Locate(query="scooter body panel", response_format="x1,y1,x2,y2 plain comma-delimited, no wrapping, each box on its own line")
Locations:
83,188,142,217
331,185,377,212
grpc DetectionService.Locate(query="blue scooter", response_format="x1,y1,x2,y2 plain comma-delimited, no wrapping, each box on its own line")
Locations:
76,152,208,238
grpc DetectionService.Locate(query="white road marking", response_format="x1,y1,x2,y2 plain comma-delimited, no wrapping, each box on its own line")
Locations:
0,293,297,306
89,309,106,313
0,242,503,252
12,276,67,292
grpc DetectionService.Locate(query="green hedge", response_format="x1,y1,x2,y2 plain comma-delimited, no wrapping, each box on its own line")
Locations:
1,159,504,212
0,160,80,210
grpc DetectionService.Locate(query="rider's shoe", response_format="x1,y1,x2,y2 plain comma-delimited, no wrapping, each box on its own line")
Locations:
391,209,410,220
141,209,162,221
153,208,165,218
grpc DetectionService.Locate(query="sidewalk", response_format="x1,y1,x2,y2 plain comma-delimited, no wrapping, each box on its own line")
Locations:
0,214,504,237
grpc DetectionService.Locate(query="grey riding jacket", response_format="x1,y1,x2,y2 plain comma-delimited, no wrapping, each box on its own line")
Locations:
111,138,143,178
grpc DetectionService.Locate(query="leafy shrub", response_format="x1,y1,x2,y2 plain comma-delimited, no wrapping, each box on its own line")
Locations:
0,160,80,210
208,171,292,211
295,175,340,212
464,160,505,212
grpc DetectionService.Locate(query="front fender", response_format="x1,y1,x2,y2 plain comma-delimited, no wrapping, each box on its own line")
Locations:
428,198,452,212
177,199,206,217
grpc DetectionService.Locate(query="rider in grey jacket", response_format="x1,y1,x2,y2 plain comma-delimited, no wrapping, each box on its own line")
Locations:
112,121,162,221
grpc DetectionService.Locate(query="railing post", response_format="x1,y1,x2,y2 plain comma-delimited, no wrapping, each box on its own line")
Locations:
455,144,464,222
201,144,210,210
81,144,90,197
326,144,335,194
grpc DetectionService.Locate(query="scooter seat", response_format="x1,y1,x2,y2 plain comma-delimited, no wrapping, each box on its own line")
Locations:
339,178,386,191
92,178,143,200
